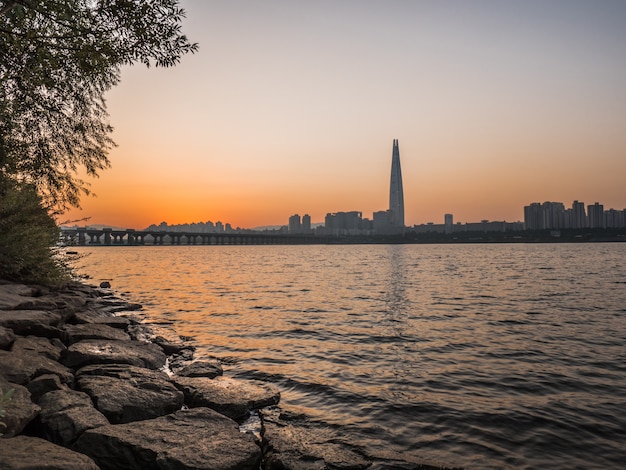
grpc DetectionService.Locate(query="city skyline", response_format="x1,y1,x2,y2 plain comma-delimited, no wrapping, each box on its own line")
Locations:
62,1,626,229
130,196,624,233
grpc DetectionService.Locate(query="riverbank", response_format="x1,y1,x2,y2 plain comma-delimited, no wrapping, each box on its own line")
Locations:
0,279,458,469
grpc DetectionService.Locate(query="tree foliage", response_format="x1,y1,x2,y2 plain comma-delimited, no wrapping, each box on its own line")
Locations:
0,178,68,284
0,0,197,211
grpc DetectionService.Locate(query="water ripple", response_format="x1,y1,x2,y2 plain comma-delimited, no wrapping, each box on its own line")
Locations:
76,243,626,469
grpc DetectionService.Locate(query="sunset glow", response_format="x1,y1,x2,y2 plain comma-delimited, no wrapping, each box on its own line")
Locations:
63,0,626,229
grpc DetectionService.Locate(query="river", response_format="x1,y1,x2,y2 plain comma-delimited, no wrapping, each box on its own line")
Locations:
74,243,626,469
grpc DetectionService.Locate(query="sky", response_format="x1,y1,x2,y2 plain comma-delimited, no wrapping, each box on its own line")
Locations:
64,0,626,229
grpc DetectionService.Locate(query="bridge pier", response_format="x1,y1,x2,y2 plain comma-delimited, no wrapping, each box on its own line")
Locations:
88,232,102,244
63,228,312,246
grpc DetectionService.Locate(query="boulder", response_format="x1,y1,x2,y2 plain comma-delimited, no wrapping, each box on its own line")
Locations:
0,435,100,469
260,408,371,470
128,323,191,355
173,376,280,421
76,364,183,423
0,378,40,437
26,374,68,403
0,310,63,337
175,360,223,379
0,282,35,310
0,283,57,311
168,348,196,370
47,292,91,313
75,408,261,470
62,339,166,370
92,298,142,314
11,336,65,361
0,349,74,385
61,323,131,345
71,311,132,329
38,389,109,446
0,325,16,350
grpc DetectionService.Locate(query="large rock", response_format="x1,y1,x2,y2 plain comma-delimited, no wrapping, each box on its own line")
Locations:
71,311,132,329
0,349,74,385
0,282,57,311
11,336,65,361
174,360,223,379
128,323,191,355
62,339,166,370
91,298,142,314
76,364,183,423
260,408,443,470
38,389,109,446
0,310,63,337
173,376,280,421
61,323,131,345
0,435,100,469
75,408,261,470
260,408,370,470
0,378,40,437
0,282,35,310
0,325,16,350
26,374,68,403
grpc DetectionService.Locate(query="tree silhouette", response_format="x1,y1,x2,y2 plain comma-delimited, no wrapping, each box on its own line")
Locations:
0,0,198,211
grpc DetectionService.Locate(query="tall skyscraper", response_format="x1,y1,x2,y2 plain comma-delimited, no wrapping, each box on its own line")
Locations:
389,139,405,228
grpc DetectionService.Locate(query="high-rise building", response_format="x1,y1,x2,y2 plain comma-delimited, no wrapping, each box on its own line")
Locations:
587,202,605,228
302,214,311,233
444,214,454,234
389,139,405,229
288,214,301,233
572,201,587,229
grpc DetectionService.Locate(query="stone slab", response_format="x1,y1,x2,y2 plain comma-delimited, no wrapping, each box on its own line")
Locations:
38,389,110,446
0,435,100,469
173,376,280,421
11,336,65,361
0,378,40,438
75,408,261,470
77,364,183,423
0,349,74,385
0,310,62,336
62,323,131,345
0,325,16,350
62,339,166,370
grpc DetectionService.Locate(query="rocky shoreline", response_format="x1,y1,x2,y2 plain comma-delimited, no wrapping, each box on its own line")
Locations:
0,280,458,469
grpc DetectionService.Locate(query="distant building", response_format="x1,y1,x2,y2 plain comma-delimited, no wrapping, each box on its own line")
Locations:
388,139,405,232
587,202,605,228
302,214,311,233
373,210,395,234
288,214,301,233
444,214,453,234
524,201,565,230
572,201,587,229
324,211,366,235
372,139,405,235
413,220,523,234
605,209,626,228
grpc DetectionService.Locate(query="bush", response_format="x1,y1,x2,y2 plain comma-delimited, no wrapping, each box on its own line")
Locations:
0,179,69,286
0,387,14,436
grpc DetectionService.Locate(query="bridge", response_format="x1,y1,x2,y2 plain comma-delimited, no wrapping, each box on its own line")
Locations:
61,228,323,246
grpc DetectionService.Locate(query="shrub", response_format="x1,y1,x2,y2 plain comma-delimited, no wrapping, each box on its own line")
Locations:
0,179,69,286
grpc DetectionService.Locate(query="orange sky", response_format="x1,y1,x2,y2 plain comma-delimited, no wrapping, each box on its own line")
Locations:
63,0,626,229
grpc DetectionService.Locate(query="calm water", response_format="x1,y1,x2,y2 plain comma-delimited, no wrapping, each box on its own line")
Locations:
74,243,626,469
